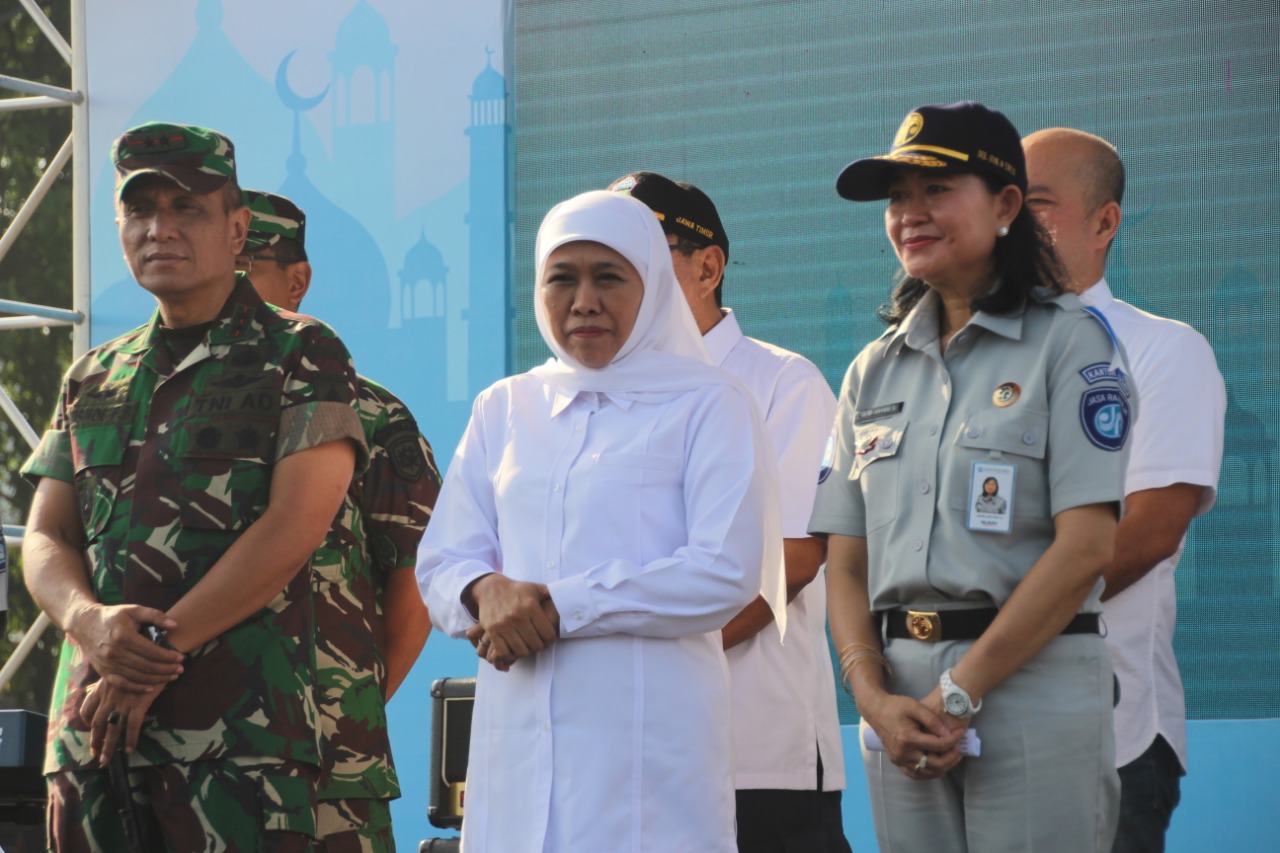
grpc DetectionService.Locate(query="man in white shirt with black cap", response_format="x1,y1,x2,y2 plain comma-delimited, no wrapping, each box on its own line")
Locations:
610,171,850,853
1023,128,1226,853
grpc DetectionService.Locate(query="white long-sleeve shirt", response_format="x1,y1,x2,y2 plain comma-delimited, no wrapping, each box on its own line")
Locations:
418,372,766,853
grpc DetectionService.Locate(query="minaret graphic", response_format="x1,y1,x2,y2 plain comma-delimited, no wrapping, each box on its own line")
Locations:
464,47,513,394
330,0,398,229
398,229,450,403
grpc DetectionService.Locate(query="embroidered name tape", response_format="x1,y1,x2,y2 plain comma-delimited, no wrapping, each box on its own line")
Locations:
855,402,904,424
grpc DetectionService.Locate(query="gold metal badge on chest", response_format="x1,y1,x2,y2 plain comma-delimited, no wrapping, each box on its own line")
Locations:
992,382,1020,407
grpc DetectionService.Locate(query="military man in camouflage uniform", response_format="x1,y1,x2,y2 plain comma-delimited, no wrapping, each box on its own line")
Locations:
238,189,440,853
22,122,368,852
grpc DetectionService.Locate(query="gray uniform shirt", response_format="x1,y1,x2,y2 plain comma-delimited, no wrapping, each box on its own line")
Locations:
809,289,1132,612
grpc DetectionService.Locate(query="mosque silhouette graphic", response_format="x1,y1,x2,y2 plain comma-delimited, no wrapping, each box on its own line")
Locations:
88,0,511,457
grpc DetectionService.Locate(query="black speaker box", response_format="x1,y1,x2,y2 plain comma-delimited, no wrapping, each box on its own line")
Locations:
427,677,474,830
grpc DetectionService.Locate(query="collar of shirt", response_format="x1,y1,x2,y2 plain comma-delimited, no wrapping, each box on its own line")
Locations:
1077,277,1113,309
700,308,742,367
884,288,1027,357
549,386,637,418
121,275,270,376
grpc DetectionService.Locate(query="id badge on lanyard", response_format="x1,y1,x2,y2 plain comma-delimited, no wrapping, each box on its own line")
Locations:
968,460,1015,534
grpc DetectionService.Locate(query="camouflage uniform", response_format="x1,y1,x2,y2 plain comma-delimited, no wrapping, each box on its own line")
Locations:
240,190,442,853
23,272,368,851
20,121,370,852
1,522,7,612
312,378,440,853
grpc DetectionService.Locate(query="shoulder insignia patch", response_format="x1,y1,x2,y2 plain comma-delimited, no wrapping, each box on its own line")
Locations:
1079,362,1131,397
1080,387,1130,451
380,425,427,481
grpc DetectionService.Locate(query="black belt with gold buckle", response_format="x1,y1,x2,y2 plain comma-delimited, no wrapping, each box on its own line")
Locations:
882,607,1100,642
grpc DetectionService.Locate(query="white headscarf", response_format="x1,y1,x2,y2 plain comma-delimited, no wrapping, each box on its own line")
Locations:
530,190,787,638
532,190,714,397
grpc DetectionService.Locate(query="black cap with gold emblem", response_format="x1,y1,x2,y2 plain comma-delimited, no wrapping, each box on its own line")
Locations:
836,101,1026,202
607,171,729,260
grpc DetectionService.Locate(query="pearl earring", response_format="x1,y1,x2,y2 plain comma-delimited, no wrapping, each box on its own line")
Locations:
997,225,1009,237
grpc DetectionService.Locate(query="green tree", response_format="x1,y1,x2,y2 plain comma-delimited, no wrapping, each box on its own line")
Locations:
0,0,74,713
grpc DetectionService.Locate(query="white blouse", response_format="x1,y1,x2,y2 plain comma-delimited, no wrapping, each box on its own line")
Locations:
418,372,766,853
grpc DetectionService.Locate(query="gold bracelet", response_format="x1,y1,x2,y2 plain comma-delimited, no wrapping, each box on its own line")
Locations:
837,643,890,675
837,645,892,695
837,641,884,662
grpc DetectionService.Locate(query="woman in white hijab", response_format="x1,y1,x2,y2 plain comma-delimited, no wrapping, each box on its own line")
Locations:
417,190,784,853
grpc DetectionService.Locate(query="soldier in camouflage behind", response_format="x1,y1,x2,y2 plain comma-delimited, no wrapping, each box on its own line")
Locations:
239,188,441,853
21,121,368,853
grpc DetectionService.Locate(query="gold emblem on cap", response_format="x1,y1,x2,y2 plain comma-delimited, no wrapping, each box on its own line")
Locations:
893,112,924,148
993,382,1021,407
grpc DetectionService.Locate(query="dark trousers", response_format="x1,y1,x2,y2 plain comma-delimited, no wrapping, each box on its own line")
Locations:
1112,735,1184,853
735,753,852,853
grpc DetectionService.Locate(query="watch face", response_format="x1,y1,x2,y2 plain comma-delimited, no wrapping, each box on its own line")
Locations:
944,691,969,717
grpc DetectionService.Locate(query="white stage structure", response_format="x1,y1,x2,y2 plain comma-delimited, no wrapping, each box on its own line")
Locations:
0,0,87,692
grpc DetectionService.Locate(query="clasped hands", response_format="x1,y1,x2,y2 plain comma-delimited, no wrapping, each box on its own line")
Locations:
66,602,184,766
463,573,560,672
862,684,969,781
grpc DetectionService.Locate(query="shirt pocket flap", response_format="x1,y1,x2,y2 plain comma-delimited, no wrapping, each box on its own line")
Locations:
849,420,907,481
67,423,128,474
66,420,129,542
955,410,1049,460
257,769,317,837
595,452,682,472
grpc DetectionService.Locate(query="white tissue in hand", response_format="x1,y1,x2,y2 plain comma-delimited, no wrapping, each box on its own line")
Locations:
862,726,981,757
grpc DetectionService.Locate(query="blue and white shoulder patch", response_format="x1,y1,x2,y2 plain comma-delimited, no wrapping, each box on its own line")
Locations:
1080,386,1130,451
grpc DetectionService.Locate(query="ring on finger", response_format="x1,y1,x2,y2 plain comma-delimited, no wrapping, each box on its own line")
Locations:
107,710,122,726
914,754,928,772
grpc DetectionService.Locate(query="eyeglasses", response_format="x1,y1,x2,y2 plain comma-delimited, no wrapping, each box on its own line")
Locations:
668,239,706,256
234,254,285,272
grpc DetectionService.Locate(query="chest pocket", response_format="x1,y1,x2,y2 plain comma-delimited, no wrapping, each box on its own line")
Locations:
950,409,1049,518
850,418,907,533
590,452,683,563
67,402,133,543
179,415,278,532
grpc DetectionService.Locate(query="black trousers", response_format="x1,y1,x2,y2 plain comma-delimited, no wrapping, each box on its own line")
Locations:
735,752,852,853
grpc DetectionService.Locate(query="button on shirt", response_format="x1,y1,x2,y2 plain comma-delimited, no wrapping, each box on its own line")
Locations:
418,373,766,853
705,310,845,792
1082,279,1225,770
809,290,1130,611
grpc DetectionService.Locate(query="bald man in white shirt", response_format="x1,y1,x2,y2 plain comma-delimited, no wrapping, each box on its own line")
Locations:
610,171,850,853
1024,128,1226,853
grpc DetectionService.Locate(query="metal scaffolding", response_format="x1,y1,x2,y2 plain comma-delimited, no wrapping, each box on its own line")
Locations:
0,0,89,692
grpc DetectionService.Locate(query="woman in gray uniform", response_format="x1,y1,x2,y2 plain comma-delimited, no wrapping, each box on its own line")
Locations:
810,102,1130,852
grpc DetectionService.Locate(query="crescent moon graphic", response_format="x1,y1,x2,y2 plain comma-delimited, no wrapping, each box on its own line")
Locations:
276,50,329,112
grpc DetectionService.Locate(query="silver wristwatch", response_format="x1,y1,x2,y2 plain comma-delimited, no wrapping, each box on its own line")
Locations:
940,668,982,719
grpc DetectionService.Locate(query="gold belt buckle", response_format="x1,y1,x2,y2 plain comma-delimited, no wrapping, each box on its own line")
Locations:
907,610,942,641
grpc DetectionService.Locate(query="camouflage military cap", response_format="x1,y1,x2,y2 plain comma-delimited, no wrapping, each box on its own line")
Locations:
242,189,307,252
113,121,237,198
